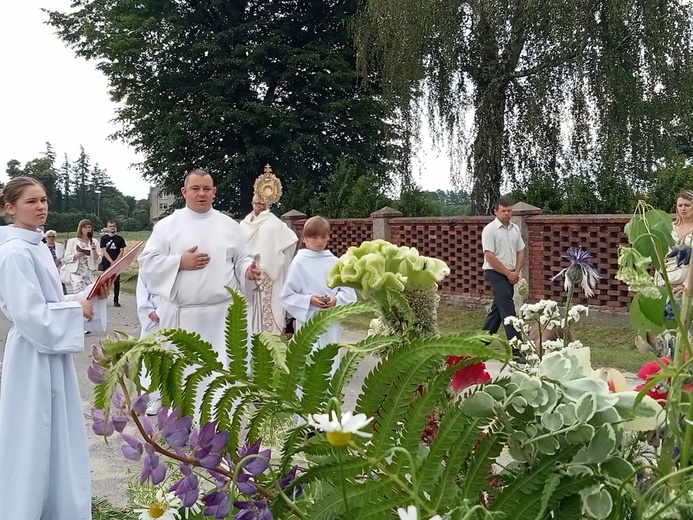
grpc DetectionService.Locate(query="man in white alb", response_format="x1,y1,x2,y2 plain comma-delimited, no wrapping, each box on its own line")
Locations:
481,196,525,359
240,194,297,334
138,169,261,370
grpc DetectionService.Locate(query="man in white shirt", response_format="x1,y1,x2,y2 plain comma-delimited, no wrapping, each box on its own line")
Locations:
240,195,297,335
481,197,525,358
138,169,261,369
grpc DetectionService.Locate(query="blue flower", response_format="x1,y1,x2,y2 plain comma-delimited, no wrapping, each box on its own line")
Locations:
551,248,601,298
203,490,231,519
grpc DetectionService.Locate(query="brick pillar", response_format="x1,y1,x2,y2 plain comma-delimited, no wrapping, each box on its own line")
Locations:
370,206,403,241
281,209,307,235
510,202,543,283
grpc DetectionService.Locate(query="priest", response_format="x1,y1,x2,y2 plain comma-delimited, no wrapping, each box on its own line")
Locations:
138,169,260,400
240,194,297,335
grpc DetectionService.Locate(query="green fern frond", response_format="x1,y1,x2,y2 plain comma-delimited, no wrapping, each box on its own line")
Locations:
328,334,401,401
224,288,249,380
279,301,375,401
279,425,308,472
305,480,395,520
160,328,222,369
300,343,341,414
179,365,218,418
356,332,499,422
250,334,273,390
160,358,187,408
101,337,139,357
246,401,281,442
198,374,236,426
459,431,504,504
257,331,290,374
490,445,581,516
393,367,457,472
373,287,414,333
224,392,255,459
419,410,488,492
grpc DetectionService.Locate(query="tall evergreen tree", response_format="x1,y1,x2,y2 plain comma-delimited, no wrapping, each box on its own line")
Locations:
47,0,398,216
58,154,72,212
354,0,693,214
72,146,90,212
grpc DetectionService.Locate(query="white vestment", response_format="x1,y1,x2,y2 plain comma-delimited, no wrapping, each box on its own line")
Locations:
280,249,357,370
136,272,161,339
240,210,297,334
138,207,255,366
0,225,106,520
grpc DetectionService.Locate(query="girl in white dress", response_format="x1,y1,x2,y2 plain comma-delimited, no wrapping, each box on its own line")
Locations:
0,177,107,519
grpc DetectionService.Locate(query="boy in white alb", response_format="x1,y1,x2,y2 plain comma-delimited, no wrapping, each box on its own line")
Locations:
280,216,357,373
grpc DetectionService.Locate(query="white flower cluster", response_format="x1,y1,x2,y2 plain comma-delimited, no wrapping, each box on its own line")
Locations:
616,246,662,300
367,318,394,337
517,300,562,330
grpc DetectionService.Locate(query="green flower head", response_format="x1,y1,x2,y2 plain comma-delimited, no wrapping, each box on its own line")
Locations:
327,240,449,297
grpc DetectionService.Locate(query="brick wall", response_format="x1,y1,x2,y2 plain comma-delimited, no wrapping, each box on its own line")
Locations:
283,211,636,310
526,215,632,310
293,218,373,257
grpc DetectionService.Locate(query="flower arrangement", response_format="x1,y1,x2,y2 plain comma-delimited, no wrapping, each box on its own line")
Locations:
87,236,672,519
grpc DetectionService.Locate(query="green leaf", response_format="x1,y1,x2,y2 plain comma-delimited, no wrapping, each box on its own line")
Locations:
630,291,668,334
584,424,616,463
460,391,497,417
575,393,597,424
300,343,341,413
581,487,613,519
600,457,634,480
565,424,595,444
541,411,564,431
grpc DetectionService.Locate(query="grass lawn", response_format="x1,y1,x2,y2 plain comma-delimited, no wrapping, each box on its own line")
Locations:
342,302,650,374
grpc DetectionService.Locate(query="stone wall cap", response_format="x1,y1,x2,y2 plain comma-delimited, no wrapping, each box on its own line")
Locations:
281,209,307,219
370,206,404,218
511,202,543,215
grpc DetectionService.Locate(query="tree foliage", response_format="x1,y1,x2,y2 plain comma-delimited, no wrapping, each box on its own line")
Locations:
354,0,693,215
47,0,399,217
5,144,145,231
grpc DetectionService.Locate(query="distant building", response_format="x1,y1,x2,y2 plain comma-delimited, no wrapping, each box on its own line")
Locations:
149,185,176,222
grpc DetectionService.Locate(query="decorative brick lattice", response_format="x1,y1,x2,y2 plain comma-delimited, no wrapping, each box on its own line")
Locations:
526,216,632,310
389,217,493,297
293,219,372,257
287,213,637,310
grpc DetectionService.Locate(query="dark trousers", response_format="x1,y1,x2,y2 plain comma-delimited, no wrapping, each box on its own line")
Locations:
482,269,521,342
113,274,121,303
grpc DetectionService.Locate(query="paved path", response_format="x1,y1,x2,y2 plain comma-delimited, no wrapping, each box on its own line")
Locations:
0,295,639,508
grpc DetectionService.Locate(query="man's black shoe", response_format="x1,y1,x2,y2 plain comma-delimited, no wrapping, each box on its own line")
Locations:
114,301,121,307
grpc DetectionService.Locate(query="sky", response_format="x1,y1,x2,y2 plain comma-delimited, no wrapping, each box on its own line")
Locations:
0,2,456,202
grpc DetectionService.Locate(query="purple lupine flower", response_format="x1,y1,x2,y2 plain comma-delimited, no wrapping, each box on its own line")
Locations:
131,394,149,416
140,415,156,436
121,433,143,461
278,465,297,490
191,422,229,468
112,414,128,433
233,499,272,520
239,439,271,476
87,362,105,384
159,407,192,449
169,465,200,508
235,472,257,495
204,490,231,519
91,408,115,437
140,444,167,485
91,342,105,361
551,247,601,298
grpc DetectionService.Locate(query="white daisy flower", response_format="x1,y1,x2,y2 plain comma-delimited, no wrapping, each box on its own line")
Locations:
134,489,182,520
397,504,442,520
308,410,373,446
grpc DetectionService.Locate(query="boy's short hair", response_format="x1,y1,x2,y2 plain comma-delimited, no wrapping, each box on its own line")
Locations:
302,216,330,237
